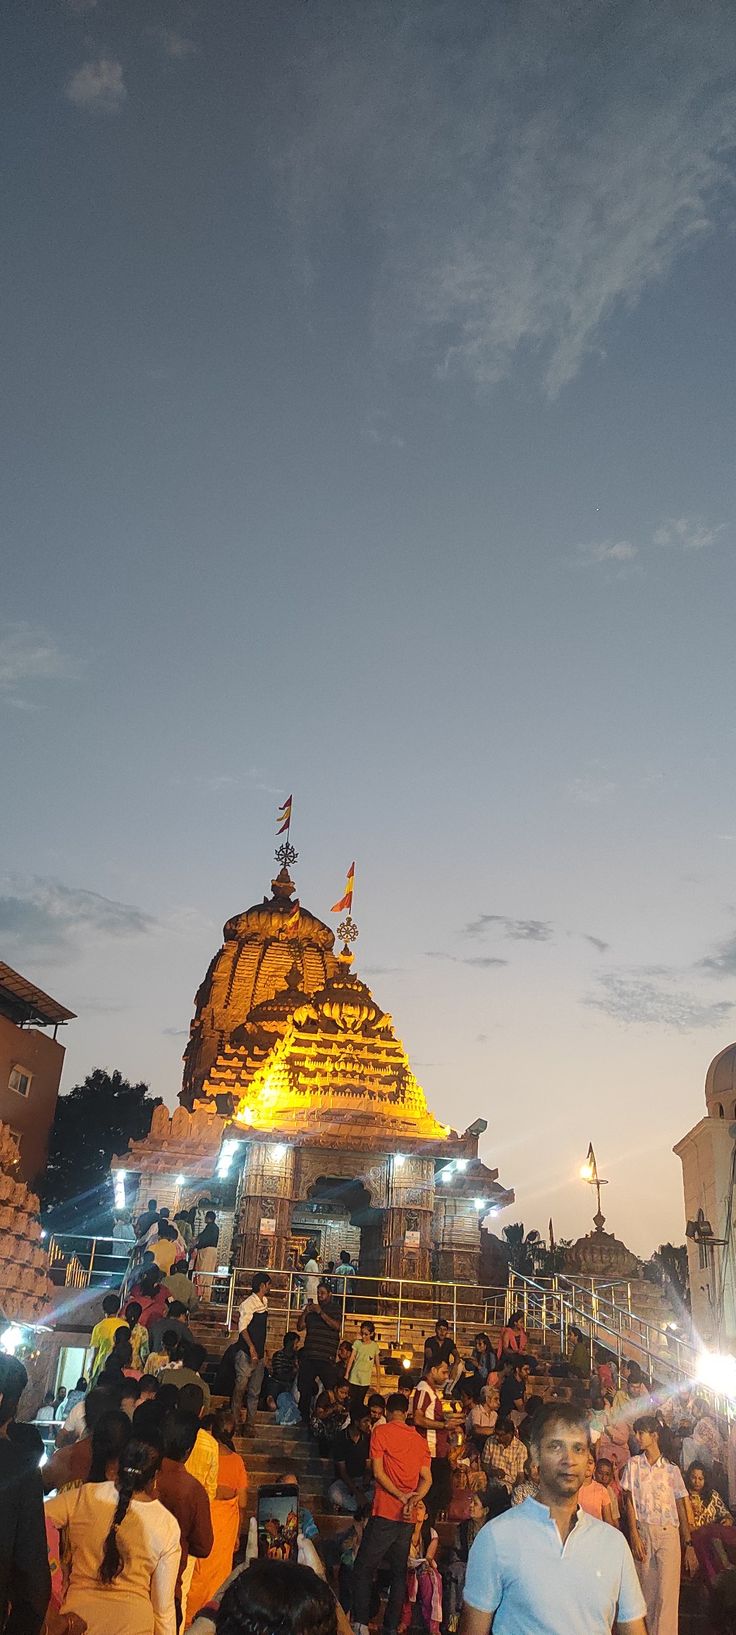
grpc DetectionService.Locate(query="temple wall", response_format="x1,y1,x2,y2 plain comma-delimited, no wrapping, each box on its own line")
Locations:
433,1194,482,1286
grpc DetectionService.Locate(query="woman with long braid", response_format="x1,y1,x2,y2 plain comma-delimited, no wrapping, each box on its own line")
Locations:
45,1437,180,1635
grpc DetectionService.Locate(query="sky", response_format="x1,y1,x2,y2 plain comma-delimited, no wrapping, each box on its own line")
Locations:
2,0,736,1257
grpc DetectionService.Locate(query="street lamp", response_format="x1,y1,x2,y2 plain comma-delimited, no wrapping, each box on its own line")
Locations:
580,1143,608,1231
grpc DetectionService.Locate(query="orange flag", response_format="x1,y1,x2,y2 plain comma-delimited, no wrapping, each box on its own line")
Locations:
331,862,355,914
276,795,293,835
282,900,300,932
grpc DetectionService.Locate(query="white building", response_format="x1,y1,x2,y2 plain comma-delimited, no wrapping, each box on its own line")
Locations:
674,1043,736,1349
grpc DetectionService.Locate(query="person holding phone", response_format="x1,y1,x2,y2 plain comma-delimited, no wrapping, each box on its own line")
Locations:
296,1283,342,1425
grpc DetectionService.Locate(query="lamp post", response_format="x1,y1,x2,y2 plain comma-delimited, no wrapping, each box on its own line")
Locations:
579,1142,608,1232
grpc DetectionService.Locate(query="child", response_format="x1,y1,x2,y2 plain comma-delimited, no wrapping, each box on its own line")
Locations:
578,1452,615,1525
595,1455,621,1526
347,1322,380,1409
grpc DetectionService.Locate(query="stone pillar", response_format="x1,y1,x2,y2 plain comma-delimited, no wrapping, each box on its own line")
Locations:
233,1142,297,1270
433,1192,481,1287
382,1155,434,1284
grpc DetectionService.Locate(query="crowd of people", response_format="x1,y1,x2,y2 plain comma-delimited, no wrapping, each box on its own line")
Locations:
5,1201,736,1635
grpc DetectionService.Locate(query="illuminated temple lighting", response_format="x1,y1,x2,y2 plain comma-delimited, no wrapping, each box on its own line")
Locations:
113,1171,126,1209
394,1154,406,1168
456,1158,468,1171
696,1351,736,1398
271,1143,287,1161
175,1173,186,1186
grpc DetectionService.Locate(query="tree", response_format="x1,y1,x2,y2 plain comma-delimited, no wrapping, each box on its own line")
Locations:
40,1069,161,1233
502,1223,543,1276
650,1242,691,1310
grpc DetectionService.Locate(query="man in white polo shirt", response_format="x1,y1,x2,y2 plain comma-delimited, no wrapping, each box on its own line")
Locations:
460,1401,646,1635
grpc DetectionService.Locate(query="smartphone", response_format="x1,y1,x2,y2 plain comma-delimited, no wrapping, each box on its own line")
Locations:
257,1482,299,1561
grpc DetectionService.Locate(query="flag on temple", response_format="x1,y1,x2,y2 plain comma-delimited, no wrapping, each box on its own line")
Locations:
331,862,355,914
276,795,293,835
282,900,300,932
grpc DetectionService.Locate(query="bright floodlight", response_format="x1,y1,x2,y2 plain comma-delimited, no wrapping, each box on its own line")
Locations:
175,1174,186,1186
394,1154,406,1168
697,1351,736,1398
474,1197,487,1210
272,1144,287,1161
456,1158,468,1171
1,1326,23,1356
401,1356,412,1369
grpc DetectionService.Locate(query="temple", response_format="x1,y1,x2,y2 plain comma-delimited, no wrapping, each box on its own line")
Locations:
117,854,513,1285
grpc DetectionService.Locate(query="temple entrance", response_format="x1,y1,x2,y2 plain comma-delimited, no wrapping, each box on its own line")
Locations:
291,1174,383,1282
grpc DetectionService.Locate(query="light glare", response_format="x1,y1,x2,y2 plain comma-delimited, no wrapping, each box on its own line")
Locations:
697,1351,736,1398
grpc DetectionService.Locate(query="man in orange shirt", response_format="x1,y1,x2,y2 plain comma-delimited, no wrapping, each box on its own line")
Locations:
351,1392,432,1635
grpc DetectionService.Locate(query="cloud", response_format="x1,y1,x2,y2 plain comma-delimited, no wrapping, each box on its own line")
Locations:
585,971,733,1030
583,935,610,954
0,878,156,959
148,27,197,61
275,0,736,395
699,933,736,977
653,516,724,550
0,624,79,708
576,541,638,567
567,769,617,805
463,914,553,942
162,1026,189,1038
426,950,507,968
65,58,126,114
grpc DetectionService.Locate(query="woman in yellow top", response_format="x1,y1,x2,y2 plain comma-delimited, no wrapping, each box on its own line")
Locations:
151,1224,178,1277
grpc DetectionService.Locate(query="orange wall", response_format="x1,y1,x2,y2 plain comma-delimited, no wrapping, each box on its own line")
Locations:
0,1015,66,1186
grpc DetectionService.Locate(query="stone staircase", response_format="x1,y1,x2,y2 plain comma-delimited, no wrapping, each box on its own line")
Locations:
234,1410,344,1542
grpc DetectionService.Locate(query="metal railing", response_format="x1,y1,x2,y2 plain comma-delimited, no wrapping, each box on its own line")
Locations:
45,1235,508,1347
44,1236,711,1403
505,1268,699,1390
47,1234,130,1288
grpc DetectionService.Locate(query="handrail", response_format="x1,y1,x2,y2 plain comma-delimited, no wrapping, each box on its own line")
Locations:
506,1268,703,1398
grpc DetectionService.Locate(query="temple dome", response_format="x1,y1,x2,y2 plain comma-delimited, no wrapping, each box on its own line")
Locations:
180,869,338,1108
564,1226,639,1280
705,1043,736,1120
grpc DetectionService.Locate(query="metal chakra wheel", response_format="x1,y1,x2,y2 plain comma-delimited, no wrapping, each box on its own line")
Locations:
275,841,299,869
338,914,359,945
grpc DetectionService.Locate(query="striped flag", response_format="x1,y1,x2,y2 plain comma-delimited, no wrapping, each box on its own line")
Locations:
331,862,355,914
276,795,293,835
282,900,300,932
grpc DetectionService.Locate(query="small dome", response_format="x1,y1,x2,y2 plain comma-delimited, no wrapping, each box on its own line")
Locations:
705,1043,736,1119
564,1227,639,1280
